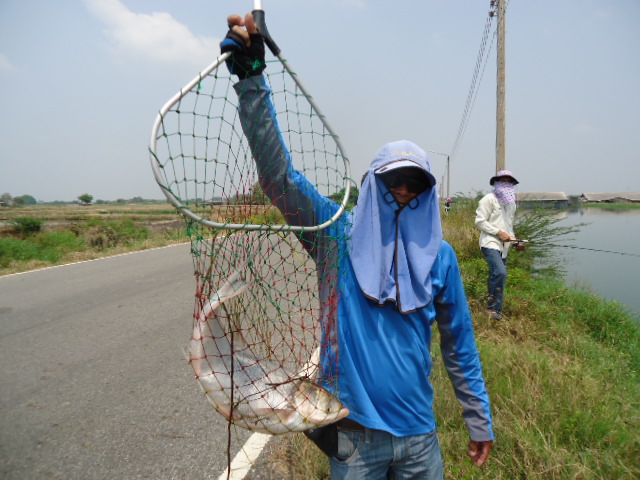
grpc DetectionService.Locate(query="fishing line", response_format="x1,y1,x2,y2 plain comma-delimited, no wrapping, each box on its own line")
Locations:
525,241,640,258
545,243,640,258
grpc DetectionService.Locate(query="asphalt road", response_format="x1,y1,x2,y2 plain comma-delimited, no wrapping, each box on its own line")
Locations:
0,245,269,480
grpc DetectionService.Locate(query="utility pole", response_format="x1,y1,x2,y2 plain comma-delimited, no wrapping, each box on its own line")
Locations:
446,155,450,199
428,150,450,199
495,0,507,172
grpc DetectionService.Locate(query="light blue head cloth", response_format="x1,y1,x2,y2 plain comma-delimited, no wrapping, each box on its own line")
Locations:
348,140,443,313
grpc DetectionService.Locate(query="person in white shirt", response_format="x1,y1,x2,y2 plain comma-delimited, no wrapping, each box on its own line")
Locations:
474,170,523,320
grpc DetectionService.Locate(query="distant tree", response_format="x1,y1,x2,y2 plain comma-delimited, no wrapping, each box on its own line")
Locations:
329,185,359,210
250,182,267,205
0,192,13,206
78,193,93,205
129,196,144,204
14,194,37,206
116,198,126,204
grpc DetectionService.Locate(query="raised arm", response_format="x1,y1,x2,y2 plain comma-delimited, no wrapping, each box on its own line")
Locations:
234,76,326,230
222,13,340,251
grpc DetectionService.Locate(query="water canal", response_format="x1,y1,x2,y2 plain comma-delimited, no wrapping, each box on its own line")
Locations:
554,207,640,318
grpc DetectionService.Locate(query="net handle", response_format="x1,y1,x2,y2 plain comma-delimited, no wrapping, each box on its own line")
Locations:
252,6,280,56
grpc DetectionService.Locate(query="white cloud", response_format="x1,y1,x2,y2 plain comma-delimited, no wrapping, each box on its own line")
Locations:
84,0,218,66
0,53,16,72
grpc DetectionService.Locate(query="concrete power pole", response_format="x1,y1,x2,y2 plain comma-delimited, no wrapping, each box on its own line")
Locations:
428,150,450,199
445,155,450,199
495,0,507,172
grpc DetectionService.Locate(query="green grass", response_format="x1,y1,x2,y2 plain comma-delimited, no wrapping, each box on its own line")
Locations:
0,231,86,267
432,276,639,479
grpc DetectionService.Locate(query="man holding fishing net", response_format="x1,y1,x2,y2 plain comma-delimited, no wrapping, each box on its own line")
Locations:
221,13,494,479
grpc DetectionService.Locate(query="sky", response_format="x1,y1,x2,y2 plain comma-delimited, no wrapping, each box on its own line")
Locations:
0,0,638,202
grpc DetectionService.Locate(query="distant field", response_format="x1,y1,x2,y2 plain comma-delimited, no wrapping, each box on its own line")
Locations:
0,201,279,227
0,201,279,273
0,203,179,223
0,203,189,275
580,202,640,210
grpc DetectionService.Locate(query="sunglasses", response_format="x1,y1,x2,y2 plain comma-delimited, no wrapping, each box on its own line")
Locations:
379,169,431,194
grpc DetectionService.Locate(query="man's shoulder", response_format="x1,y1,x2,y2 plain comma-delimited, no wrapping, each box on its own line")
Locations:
479,192,497,203
433,241,462,289
438,240,458,261
477,193,499,211
440,239,453,251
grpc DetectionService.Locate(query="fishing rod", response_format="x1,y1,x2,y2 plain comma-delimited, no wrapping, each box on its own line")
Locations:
508,239,640,258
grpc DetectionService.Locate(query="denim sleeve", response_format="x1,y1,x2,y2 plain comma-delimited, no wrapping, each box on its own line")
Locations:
434,243,495,441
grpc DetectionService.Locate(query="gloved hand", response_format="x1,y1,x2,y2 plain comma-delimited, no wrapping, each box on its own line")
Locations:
220,29,266,79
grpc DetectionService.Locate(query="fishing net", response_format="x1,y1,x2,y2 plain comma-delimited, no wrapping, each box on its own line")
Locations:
149,57,351,442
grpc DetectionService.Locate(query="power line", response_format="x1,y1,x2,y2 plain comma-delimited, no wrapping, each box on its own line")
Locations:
449,3,497,160
452,32,496,161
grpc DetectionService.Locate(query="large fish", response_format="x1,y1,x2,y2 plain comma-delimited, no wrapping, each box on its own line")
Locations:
188,265,349,435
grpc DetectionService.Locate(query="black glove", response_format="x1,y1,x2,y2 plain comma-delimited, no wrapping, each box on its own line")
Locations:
220,30,266,79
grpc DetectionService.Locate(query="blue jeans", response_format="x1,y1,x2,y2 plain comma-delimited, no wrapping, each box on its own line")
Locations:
330,428,444,480
481,247,508,313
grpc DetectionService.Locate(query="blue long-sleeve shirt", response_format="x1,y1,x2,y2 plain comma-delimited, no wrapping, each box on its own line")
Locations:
234,75,494,441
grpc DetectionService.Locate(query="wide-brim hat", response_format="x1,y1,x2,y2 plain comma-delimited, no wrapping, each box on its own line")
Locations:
374,159,436,188
490,169,519,185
